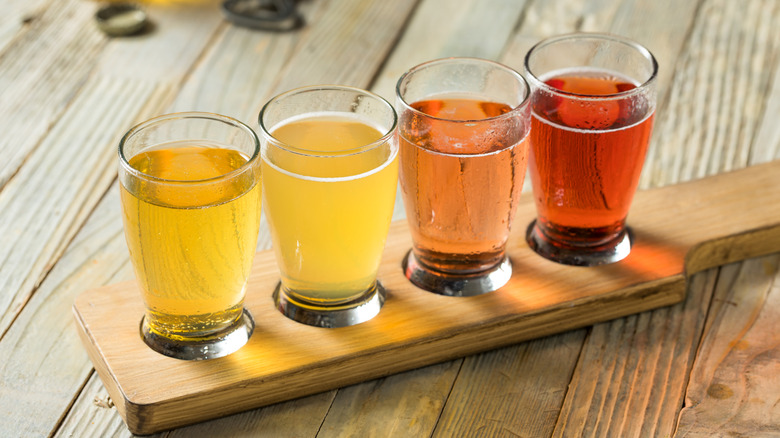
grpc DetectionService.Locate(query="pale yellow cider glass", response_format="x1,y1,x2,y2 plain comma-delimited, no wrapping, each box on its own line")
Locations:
259,86,398,328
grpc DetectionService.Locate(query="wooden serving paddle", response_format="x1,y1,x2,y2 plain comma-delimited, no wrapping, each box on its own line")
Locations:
73,160,780,435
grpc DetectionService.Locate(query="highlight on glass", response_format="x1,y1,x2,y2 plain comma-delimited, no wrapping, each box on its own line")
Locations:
118,112,262,360
258,85,398,328
524,33,658,266
396,58,531,296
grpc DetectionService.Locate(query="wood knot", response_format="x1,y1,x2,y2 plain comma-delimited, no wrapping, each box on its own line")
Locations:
706,383,734,399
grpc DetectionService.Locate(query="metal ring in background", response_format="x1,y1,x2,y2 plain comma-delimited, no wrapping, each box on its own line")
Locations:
95,3,149,37
221,0,303,31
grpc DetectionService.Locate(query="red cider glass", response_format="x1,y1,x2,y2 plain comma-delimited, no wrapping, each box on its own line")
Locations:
524,33,658,266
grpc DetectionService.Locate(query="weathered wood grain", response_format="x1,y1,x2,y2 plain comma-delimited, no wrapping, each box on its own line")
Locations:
0,0,51,53
164,391,338,438
749,25,780,165
0,0,104,189
370,0,529,103
54,372,136,438
552,269,718,438
268,0,417,95
501,0,628,77
433,330,586,437
93,0,225,81
0,184,134,437
166,21,302,125
318,361,461,438
640,0,779,188
52,370,301,438
675,254,780,437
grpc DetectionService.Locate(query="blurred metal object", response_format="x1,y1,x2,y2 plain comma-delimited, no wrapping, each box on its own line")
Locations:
95,3,149,36
221,0,302,31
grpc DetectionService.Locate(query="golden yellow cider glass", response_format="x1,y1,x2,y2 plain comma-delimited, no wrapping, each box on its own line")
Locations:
262,115,398,305
121,143,262,339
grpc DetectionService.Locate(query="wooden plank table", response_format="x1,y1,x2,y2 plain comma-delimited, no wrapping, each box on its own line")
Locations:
1,0,778,436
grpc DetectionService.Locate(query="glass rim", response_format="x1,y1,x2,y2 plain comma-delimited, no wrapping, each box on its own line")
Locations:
524,32,659,101
257,85,398,159
395,57,531,124
118,111,261,185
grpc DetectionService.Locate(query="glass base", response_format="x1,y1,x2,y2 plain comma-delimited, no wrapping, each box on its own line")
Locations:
273,282,385,328
403,250,512,296
525,220,633,266
140,309,254,360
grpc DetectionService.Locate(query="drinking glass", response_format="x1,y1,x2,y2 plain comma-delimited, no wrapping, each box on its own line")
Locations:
118,112,262,360
524,33,658,266
396,58,531,296
258,86,398,328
